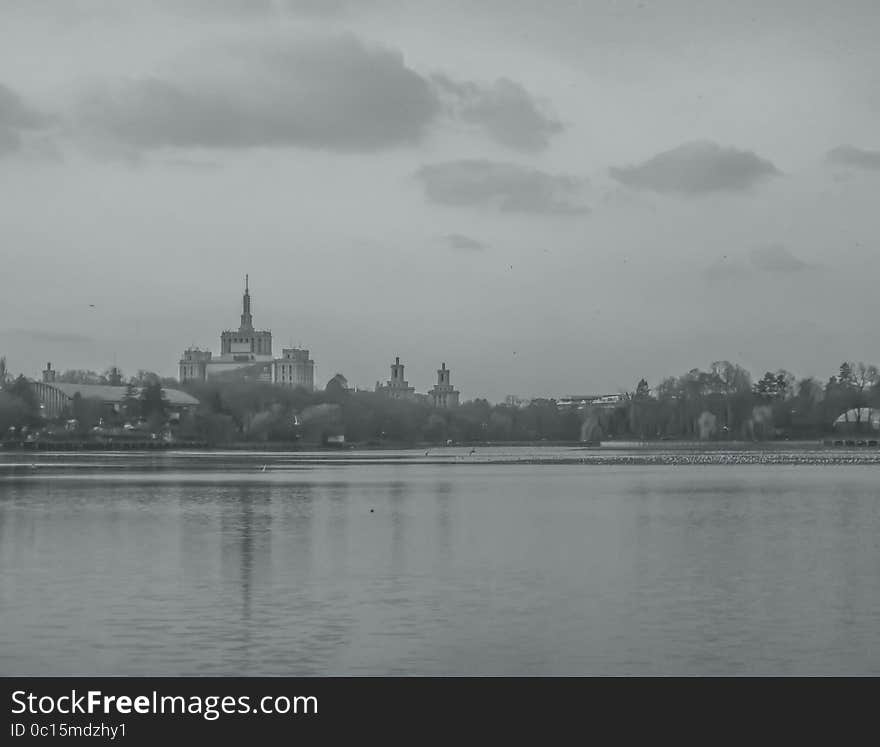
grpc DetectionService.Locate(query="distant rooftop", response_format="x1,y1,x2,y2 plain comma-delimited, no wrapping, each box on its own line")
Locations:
48,382,199,408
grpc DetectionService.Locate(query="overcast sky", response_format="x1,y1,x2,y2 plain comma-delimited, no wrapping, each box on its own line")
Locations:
1,0,878,400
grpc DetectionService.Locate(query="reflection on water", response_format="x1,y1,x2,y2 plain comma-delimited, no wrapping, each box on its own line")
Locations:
1,458,880,675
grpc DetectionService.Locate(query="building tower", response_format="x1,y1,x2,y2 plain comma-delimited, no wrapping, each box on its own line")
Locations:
177,277,315,389
376,356,416,399
240,273,253,331
430,362,460,408
42,362,56,383
220,276,272,358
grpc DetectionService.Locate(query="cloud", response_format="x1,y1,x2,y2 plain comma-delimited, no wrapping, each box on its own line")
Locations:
0,83,52,156
609,140,780,194
153,0,364,17
444,233,487,251
748,244,808,273
79,35,440,152
1,328,95,344
416,160,588,214
432,74,562,151
704,245,810,282
703,254,751,283
827,144,880,171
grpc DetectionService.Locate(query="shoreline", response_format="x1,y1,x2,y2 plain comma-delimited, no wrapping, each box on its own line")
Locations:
2,445,880,469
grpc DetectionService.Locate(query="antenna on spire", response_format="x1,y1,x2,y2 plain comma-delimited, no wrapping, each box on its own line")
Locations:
245,274,249,293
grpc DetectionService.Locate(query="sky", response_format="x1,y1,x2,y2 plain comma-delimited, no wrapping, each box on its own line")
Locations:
0,0,878,401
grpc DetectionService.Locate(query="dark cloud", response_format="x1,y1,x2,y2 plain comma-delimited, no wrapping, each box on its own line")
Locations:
749,244,808,273
0,83,51,156
80,36,440,151
609,140,780,194
444,233,487,251
827,144,880,170
78,35,562,155
416,160,588,214
432,74,562,151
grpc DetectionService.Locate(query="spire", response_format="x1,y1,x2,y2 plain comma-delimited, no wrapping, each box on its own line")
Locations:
240,275,253,331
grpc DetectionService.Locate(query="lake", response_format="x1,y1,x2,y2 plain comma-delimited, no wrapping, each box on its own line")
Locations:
1,448,879,675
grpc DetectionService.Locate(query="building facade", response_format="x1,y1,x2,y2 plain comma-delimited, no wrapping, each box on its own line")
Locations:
178,277,315,390
430,362,460,408
376,357,416,400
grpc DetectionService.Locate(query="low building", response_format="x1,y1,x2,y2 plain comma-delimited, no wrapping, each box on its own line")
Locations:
556,395,600,411
556,394,624,411
30,381,199,420
430,362,460,408
834,408,880,432
376,357,416,400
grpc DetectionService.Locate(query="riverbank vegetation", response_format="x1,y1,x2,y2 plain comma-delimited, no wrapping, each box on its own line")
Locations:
2,356,879,446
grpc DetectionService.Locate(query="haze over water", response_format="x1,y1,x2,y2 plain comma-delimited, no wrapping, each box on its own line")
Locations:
2,450,879,675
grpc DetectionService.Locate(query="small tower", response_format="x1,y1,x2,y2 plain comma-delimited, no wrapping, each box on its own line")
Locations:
376,356,415,399
431,362,460,408
108,366,123,386
42,362,55,383
391,356,404,383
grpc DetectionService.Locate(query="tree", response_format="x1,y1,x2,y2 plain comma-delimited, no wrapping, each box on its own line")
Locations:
139,382,168,420
130,370,162,387
70,393,104,434
122,382,140,420
0,391,34,435
838,362,854,388
57,369,103,384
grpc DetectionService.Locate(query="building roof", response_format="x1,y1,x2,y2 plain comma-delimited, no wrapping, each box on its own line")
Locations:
834,407,880,425
49,382,199,407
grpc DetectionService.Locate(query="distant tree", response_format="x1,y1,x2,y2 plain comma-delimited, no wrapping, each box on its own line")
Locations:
139,381,168,419
130,370,162,387
122,383,141,420
423,413,448,443
57,369,103,384
0,391,36,434
838,362,854,388
0,356,8,386
70,393,104,434
6,375,40,419
853,363,878,394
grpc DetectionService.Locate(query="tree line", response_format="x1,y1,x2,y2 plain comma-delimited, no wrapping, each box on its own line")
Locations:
2,356,879,445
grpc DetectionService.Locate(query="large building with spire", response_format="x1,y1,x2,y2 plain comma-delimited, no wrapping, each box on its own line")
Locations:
178,277,315,390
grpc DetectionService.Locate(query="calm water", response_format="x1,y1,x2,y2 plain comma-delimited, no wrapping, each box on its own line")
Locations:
1,449,879,675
